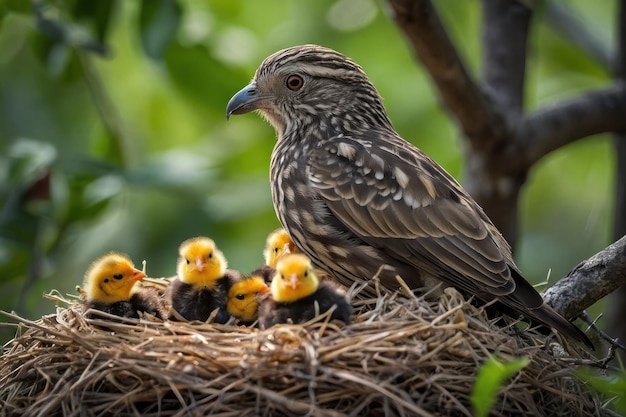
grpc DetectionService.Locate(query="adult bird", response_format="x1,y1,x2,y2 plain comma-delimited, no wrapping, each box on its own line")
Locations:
226,44,592,347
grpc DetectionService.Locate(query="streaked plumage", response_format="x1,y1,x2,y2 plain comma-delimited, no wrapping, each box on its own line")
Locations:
226,44,592,347
82,253,166,319
258,254,351,329
167,237,239,323
226,275,270,325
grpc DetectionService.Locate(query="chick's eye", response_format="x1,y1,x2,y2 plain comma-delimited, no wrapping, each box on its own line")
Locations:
280,274,285,280
286,75,303,91
274,247,279,254
304,271,308,277
208,252,213,259
186,258,190,265
113,273,123,280
236,294,245,300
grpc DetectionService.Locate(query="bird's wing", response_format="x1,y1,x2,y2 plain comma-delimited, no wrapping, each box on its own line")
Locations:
307,132,537,302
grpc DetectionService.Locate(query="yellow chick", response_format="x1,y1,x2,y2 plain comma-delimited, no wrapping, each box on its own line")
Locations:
253,228,300,283
258,254,351,329
226,275,270,325
82,253,166,319
167,236,240,323
264,228,299,268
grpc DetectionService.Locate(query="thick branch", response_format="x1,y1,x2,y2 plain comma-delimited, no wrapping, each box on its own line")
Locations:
603,0,626,360
544,0,613,72
482,0,531,120
512,85,626,171
387,0,505,145
542,235,626,320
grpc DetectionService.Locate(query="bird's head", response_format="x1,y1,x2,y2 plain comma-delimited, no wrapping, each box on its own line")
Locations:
227,276,270,322
177,237,227,287
263,228,299,268
271,253,319,303
226,44,392,138
83,253,145,304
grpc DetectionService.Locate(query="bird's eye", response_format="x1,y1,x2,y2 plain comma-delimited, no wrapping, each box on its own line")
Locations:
274,247,280,254
281,274,285,280
113,274,123,280
304,271,308,277
103,278,109,283
286,75,304,91
236,294,245,300
186,258,190,265
208,252,213,259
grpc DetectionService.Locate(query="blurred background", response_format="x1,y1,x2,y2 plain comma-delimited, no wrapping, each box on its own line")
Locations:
0,0,615,344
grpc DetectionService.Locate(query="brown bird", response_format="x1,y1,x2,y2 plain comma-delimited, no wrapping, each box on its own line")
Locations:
226,44,592,348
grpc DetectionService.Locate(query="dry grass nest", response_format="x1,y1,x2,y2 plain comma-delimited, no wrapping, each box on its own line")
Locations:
0,279,610,417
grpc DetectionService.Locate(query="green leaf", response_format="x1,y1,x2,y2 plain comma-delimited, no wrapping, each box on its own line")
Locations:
72,0,116,43
139,0,181,60
471,356,530,417
577,369,626,415
164,42,249,113
0,0,31,15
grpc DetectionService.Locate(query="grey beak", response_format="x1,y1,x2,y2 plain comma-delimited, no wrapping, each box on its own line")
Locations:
226,82,259,119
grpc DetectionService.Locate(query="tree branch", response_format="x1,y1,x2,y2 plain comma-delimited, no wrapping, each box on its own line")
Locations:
603,0,626,363
543,0,613,72
386,0,505,146
542,235,626,320
512,85,626,170
482,0,532,121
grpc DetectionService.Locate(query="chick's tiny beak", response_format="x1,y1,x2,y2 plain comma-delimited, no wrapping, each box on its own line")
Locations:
132,269,146,281
226,82,260,119
258,285,271,295
283,243,292,255
289,273,299,289
195,257,205,272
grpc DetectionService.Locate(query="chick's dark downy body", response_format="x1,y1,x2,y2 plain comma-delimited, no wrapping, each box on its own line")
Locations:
168,237,240,323
87,288,165,319
226,45,592,347
259,284,351,329
168,275,235,323
82,253,167,319
258,253,351,329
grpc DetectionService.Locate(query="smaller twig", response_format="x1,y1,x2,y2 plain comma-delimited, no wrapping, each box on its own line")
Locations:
579,311,626,352
543,0,613,72
557,343,616,369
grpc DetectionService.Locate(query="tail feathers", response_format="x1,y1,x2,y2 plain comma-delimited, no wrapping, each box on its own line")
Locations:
527,303,594,350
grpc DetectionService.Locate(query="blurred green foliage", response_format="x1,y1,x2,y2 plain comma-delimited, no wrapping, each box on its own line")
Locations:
578,368,626,414
471,356,530,417
0,0,616,346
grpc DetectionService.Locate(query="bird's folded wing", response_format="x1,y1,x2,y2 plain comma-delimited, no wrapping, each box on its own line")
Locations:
307,133,517,296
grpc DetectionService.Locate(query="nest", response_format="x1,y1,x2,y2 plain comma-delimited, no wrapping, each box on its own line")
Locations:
0,280,608,417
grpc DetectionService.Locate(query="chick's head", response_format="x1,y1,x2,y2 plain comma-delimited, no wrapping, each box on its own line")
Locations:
271,253,319,303
227,276,270,322
83,253,146,304
264,228,299,268
177,237,227,287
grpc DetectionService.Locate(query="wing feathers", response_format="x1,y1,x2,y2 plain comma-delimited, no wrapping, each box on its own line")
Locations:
309,133,516,296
